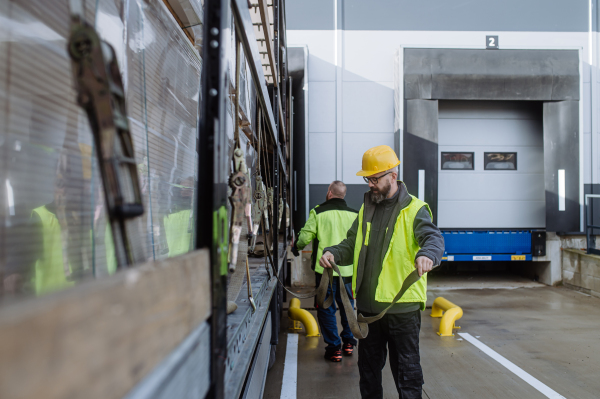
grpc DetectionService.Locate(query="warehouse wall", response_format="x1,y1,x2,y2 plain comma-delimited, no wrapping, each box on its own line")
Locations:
286,0,600,229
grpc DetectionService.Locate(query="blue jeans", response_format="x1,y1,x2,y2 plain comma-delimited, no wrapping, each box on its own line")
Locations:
315,272,358,351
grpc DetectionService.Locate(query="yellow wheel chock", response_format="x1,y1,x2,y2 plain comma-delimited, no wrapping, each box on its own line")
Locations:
288,298,320,337
430,297,463,337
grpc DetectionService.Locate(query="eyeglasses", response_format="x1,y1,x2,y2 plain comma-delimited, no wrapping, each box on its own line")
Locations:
363,171,393,185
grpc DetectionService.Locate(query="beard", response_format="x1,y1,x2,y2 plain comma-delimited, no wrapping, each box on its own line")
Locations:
369,180,392,204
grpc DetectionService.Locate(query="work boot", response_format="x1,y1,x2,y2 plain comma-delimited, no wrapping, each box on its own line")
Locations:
324,348,342,362
342,343,354,356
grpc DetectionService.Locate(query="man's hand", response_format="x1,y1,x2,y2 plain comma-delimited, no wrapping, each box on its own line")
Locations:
415,256,433,277
319,251,335,269
291,246,300,257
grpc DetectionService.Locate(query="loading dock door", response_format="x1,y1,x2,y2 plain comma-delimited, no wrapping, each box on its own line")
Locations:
438,101,545,229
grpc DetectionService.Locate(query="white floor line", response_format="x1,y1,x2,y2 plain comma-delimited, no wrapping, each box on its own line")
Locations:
280,333,298,399
458,333,566,399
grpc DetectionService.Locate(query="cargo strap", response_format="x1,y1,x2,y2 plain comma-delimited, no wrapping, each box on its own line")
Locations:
320,261,425,339
260,219,434,339
228,149,251,273
68,3,144,268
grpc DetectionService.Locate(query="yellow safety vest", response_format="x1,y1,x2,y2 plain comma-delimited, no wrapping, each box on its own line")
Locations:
32,206,74,295
352,195,431,309
164,209,192,257
296,201,358,277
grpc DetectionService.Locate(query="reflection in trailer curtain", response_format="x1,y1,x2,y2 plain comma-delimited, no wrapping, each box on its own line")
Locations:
0,0,203,298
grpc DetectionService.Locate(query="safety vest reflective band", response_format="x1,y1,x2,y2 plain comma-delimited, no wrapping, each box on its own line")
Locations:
164,209,192,257
352,195,431,309
32,206,74,295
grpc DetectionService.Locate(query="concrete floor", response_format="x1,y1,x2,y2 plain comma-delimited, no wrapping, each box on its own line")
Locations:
264,274,600,398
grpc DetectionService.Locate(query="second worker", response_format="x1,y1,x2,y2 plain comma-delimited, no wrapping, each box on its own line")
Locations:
292,180,358,362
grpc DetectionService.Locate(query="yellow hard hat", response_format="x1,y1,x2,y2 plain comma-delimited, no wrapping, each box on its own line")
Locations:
356,145,400,177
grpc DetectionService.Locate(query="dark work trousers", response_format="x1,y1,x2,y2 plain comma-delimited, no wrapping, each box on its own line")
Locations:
314,272,358,351
358,310,423,399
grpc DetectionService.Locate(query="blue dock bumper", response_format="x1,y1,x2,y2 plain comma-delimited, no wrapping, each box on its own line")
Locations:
441,230,532,261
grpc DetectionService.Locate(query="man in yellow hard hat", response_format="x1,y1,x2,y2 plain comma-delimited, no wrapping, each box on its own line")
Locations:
319,145,444,399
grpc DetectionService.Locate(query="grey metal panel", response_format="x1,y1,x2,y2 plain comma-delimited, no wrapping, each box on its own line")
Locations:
309,184,327,210
342,0,588,32
438,100,543,120
438,201,546,229
241,314,272,399
404,99,439,223
438,174,545,202
289,47,308,232
437,100,545,229
407,99,438,143
310,184,365,212
225,262,279,399
286,0,334,30
543,101,581,232
438,119,543,147
441,146,545,174
405,49,579,101
124,322,210,399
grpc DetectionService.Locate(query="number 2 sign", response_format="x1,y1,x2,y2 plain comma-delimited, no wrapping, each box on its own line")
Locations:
486,35,499,49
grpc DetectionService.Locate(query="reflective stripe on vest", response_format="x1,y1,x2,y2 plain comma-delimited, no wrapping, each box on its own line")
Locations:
352,195,432,309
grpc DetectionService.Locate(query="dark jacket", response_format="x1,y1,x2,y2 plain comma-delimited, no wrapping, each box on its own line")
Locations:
324,182,444,314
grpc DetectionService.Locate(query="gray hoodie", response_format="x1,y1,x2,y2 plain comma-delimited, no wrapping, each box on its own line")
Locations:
324,182,444,314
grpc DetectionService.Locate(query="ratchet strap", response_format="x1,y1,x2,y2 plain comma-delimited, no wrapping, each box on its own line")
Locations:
67,3,144,267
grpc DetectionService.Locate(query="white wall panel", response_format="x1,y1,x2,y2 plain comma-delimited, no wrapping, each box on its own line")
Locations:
343,31,394,82
308,82,336,133
308,133,336,184
342,132,394,184
287,30,336,81
342,82,394,133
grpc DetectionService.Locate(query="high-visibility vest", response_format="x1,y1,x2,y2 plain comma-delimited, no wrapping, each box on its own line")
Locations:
296,199,358,277
352,195,431,309
32,206,74,295
164,209,192,257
